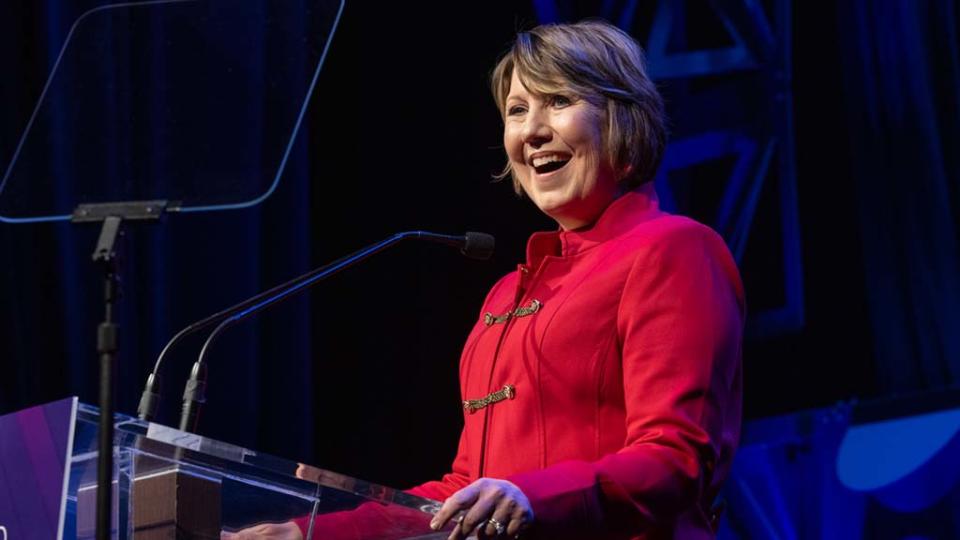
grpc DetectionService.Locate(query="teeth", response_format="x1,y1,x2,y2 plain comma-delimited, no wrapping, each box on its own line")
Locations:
531,154,569,168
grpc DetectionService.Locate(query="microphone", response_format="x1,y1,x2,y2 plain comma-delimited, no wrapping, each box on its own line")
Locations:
134,231,494,428
416,231,495,260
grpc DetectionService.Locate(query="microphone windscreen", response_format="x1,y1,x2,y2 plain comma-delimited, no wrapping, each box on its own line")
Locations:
462,232,495,260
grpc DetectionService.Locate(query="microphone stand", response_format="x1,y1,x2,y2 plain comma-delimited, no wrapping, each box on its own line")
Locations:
72,200,171,540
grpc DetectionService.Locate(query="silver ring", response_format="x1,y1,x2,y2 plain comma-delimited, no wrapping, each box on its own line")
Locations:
487,517,506,536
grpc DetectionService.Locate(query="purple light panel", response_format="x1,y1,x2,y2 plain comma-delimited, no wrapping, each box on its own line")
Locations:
0,397,76,540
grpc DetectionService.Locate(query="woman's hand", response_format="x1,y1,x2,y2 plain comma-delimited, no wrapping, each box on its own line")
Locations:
220,521,302,540
430,478,534,539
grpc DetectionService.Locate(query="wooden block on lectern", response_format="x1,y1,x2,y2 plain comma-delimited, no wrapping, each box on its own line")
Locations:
132,468,221,539
76,467,221,539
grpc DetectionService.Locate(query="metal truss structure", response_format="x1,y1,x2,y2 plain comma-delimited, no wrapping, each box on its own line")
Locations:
534,0,803,338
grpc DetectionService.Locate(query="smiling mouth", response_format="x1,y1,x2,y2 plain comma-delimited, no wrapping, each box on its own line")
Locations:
533,157,571,175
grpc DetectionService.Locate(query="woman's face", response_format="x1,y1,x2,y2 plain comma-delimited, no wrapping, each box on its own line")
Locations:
503,70,620,230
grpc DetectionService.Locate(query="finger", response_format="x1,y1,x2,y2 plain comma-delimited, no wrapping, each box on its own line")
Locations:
482,500,516,538
445,514,468,540
506,503,533,537
255,523,302,540
431,500,462,531
430,488,476,530
458,490,499,538
223,526,257,540
506,517,524,538
431,484,480,530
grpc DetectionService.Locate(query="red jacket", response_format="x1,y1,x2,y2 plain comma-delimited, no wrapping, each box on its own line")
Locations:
410,185,744,539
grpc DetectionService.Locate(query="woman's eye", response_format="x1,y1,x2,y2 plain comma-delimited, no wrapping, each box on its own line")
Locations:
550,95,572,107
507,105,527,116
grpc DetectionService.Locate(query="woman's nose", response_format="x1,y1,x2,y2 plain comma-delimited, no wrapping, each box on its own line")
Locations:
521,110,552,147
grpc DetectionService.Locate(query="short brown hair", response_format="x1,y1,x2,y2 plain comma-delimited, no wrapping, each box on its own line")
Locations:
491,19,666,192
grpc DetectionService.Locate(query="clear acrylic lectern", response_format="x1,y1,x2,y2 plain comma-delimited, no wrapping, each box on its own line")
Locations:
66,402,443,539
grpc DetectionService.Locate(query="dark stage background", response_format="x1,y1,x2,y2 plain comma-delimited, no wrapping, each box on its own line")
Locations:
2,0,960,501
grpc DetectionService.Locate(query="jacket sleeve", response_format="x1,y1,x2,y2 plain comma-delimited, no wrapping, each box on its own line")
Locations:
507,223,745,539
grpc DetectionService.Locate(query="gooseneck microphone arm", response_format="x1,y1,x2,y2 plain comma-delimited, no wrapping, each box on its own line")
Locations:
176,230,493,432
134,230,494,428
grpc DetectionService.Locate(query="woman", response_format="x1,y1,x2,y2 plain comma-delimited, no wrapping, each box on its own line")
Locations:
417,19,743,540
232,18,743,540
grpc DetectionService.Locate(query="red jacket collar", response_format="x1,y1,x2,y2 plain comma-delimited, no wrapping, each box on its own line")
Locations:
525,183,663,268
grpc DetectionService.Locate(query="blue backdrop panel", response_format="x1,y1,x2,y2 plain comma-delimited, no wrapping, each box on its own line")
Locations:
720,399,960,539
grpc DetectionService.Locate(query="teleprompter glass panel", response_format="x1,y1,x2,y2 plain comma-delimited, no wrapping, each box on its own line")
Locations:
0,0,343,223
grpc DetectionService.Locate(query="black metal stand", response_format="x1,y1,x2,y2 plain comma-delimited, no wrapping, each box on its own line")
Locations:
72,200,169,540
93,216,121,540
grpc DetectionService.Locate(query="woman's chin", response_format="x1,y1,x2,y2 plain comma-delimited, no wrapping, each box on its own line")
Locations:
529,192,570,216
